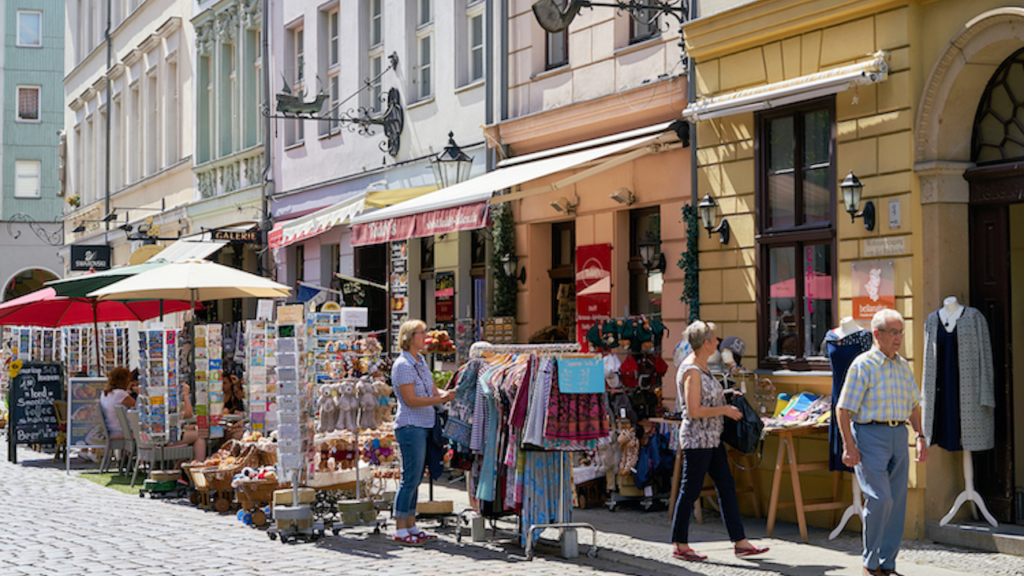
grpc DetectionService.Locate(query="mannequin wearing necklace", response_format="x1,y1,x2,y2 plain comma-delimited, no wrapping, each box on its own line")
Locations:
824,317,873,540
923,296,998,527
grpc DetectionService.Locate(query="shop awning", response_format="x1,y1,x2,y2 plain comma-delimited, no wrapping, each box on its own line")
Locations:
147,224,257,263
268,193,367,250
350,124,678,246
683,51,890,123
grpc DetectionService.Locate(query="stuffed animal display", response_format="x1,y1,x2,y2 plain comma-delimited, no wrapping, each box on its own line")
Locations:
316,378,394,433
423,330,455,354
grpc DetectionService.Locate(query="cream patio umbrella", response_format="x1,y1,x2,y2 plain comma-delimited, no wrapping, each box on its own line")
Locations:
86,259,291,304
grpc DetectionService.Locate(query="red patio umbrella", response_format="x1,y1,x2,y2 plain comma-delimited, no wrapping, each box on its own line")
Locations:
0,287,196,372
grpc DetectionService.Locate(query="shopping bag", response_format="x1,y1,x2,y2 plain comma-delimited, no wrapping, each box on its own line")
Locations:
721,394,764,455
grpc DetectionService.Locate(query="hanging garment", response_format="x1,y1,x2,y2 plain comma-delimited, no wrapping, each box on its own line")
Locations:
922,307,996,451
931,326,962,451
824,329,873,472
444,359,483,450
520,450,571,547
545,359,610,442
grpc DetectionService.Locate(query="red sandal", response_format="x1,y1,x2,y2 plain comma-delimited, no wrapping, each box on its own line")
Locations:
393,533,425,546
735,544,769,557
672,548,707,562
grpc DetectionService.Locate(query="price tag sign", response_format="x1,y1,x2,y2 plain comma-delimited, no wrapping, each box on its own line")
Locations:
557,356,603,394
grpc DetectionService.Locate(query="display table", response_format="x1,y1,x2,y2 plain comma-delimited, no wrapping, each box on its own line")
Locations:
764,423,847,543
649,418,762,522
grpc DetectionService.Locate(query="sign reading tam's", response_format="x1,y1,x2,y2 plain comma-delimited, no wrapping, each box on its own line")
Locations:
70,245,111,271
351,202,490,246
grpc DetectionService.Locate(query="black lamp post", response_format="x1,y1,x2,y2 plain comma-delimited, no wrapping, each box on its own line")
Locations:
431,132,474,188
500,253,526,284
637,239,666,272
840,170,875,231
697,192,730,244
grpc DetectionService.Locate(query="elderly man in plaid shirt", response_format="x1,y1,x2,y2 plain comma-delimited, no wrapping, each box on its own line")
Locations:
837,308,929,576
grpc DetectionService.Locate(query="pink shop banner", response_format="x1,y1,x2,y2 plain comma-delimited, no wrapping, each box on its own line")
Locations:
351,202,490,246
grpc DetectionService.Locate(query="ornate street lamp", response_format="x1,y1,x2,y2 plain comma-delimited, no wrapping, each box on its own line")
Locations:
500,253,526,284
532,0,688,34
431,132,474,188
696,192,730,244
840,170,875,231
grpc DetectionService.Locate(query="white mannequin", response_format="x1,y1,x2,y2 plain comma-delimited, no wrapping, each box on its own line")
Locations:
937,296,965,334
833,317,863,339
936,296,998,527
829,317,866,540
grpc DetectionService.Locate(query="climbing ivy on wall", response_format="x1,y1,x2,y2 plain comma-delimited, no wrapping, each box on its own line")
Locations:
492,203,517,317
678,204,700,322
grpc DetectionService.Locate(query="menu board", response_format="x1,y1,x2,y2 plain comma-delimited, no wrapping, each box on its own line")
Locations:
390,241,409,352
7,362,63,462
67,377,107,450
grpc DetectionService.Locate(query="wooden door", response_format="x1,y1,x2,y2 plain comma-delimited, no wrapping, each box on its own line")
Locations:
969,203,1015,522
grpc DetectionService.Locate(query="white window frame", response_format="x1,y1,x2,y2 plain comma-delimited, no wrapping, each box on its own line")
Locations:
328,8,340,68
287,24,306,146
15,160,42,199
17,10,42,48
369,0,383,48
369,51,383,113
468,5,485,84
16,86,41,122
417,33,432,100
418,0,432,28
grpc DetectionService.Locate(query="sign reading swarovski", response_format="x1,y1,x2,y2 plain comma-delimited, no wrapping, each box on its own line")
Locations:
70,245,111,271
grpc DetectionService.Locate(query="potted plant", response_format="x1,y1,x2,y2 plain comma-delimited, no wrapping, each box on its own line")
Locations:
67,194,81,208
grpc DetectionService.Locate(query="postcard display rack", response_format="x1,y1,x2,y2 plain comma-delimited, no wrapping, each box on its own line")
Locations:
193,325,223,437
269,324,324,542
245,320,276,432
137,330,181,444
61,327,94,375
2,327,61,394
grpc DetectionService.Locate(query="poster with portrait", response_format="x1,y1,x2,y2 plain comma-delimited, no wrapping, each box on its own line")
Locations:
68,377,107,452
851,259,896,321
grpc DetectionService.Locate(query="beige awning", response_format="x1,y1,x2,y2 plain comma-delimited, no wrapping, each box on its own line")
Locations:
683,51,890,122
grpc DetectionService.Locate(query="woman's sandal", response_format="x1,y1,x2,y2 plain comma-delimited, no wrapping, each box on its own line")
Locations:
735,545,770,557
411,530,438,541
672,548,707,562
393,533,425,546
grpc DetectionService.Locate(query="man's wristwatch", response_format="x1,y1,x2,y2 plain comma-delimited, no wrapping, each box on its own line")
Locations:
915,433,926,441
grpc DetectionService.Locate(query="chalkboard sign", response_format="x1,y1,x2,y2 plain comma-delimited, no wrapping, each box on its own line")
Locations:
557,356,604,394
8,362,64,462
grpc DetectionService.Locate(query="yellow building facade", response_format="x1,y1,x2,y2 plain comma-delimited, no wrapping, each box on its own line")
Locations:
685,0,1024,537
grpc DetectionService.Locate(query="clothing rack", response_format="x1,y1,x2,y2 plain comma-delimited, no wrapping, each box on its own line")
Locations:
481,342,596,560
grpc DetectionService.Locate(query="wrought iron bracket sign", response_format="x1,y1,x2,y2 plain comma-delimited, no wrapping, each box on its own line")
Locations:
263,53,405,157
6,213,63,246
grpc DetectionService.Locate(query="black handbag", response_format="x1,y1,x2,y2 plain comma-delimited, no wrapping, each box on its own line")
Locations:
721,394,764,455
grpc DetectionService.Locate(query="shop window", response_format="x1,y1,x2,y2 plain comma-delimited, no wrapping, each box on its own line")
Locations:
629,10,659,44
629,207,662,318
328,243,341,302
354,243,387,333
973,47,1024,164
295,244,305,284
550,221,575,336
470,229,487,322
545,0,569,70
756,98,836,369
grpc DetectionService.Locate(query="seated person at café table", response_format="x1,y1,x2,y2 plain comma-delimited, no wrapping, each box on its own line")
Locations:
101,367,137,438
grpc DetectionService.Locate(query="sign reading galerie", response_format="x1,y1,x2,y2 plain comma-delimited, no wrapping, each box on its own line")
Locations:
70,245,111,271
212,229,259,243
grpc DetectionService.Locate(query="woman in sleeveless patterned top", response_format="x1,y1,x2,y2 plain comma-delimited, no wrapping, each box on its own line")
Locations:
670,321,769,562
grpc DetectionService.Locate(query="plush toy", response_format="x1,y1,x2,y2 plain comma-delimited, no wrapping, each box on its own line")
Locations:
374,380,395,424
617,427,639,474
317,384,341,433
362,336,382,355
334,381,359,432
356,379,379,430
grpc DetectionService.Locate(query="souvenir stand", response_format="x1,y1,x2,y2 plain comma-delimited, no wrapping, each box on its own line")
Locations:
449,342,599,560
306,303,393,535
268,319,325,543
136,329,181,445
245,320,275,433
62,327,94,376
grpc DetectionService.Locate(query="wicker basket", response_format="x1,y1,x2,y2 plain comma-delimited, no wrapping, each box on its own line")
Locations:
194,445,260,492
237,479,290,509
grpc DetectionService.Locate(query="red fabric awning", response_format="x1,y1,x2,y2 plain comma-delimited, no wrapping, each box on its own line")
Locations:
350,201,490,247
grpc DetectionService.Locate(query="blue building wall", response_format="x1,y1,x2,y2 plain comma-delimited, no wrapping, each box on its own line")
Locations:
2,0,65,223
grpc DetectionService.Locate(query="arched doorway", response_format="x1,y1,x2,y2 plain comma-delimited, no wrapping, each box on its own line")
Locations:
964,46,1024,525
3,268,59,302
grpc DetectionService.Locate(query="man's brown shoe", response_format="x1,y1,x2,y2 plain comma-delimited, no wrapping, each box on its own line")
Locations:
881,570,903,576
862,568,884,576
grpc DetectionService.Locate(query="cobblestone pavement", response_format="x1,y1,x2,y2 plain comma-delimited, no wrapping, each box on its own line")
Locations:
3,442,1024,576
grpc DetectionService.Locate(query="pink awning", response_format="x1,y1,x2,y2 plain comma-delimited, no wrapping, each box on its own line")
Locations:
350,201,490,247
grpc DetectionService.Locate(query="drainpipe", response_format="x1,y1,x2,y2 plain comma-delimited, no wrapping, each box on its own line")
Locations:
105,0,112,232
260,0,273,278
500,0,508,123
688,0,697,206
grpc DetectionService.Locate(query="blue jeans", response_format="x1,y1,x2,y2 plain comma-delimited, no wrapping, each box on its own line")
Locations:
852,423,909,571
394,425,429,519
670,444,746,544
